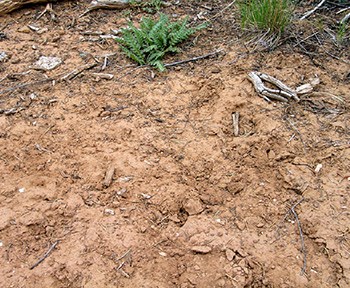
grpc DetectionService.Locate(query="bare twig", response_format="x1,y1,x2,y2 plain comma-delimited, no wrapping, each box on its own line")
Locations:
277,199,306,275
340,11,350,25
232,112,239,137
103,166,115,188
290,199,307,275
116,50,223,81
300,0,326,20
211,0,236,20
114,248,131,262
248,71,299,102
164,50,223,68
337,7,350,15
0,78,53,95
285,118,307,153
61,63,97,81
115,261,130,278
30,240,59,270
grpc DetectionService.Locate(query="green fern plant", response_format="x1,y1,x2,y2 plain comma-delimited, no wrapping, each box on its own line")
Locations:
115,14,206,71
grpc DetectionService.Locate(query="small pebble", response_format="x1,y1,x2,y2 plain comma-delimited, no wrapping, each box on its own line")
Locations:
315,163,322,173
104,208,115,216
191,246,212,254
225,248,235,261
0,51,8,62
18,26,31,33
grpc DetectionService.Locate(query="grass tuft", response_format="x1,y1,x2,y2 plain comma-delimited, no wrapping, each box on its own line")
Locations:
238,0,293,34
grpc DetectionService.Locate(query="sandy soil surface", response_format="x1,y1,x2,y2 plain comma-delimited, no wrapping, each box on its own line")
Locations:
0,1,349,287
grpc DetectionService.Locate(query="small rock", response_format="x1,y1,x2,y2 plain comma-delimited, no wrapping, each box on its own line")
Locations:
159,251,167,257
28,25,40,32
0,240,3,247
235,221,245,231
116,188,127,197
18,26,31,33
236,248,247,258
210,66,221,73
0,51,8,62
184,198,204,215
18,187,25,193
0,208,15,231
34,56,62,71
257,223,264,228
141,193,152,199
104,208,115,216
191,245,212,254
226,181,244,195
315,164,322,173
37,28,48,35
225,248,235,261
169,214,181,223
118,176,133,182
0,32,6,40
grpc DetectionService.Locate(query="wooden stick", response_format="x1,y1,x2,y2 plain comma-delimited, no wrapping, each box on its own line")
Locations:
164,50,223,67
103,166,115,188
340,11,350,25
0,78,53,95
248,72,289,102
232,112,239,137
61,63,97,81
300,0,326,20
290,199,307,275
30,240,59,270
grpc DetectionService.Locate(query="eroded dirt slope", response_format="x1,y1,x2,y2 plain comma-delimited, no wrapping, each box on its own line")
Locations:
0,1,349,287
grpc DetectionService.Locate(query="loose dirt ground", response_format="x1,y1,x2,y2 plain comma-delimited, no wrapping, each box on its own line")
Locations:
0,1,349,287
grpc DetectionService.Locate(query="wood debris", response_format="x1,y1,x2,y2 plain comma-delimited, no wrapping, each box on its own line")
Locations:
248,72,320,102
103,166,115,188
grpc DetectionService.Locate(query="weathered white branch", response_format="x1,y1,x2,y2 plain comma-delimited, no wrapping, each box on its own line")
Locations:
300,0,326,20
340,11,350,25
0,0,133,15
248,72,302,102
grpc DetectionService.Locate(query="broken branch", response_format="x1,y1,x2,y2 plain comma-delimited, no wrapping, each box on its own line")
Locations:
300,0,326,20
30,240,59,270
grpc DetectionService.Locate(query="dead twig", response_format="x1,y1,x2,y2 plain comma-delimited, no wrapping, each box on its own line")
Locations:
80,0,131,17
61,63,97,81
210,0,236,20
116,50,223,81
232,112,239,136
300,0,326,20
115,261,130,278
164,50,223,68
290,199,307,275
285,118,307,153
277,198,306,275
0,78,53,95
114,248,131,262
30,240,59,270
103,166,115,188
248,71,299,102
340,11,350,25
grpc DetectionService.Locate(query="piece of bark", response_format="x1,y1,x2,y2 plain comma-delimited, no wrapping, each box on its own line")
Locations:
0,0,52,14
0,0,133,15
103,166,115,188
232,112,239,137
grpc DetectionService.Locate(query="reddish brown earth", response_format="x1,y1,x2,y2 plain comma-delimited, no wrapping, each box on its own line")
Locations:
0,1,349,287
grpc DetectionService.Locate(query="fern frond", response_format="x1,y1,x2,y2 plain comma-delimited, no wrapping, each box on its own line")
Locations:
115,13,206,71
